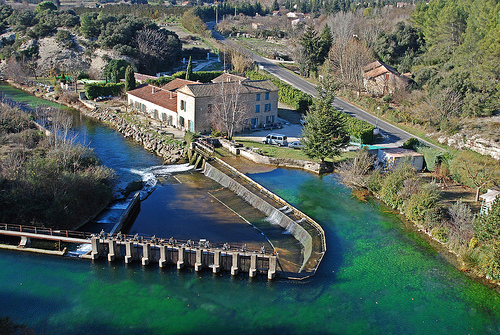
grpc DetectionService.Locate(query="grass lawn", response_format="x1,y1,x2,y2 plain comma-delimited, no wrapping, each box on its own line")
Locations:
232,138,356,162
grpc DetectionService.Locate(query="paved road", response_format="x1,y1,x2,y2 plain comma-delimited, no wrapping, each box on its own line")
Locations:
209,23,438,149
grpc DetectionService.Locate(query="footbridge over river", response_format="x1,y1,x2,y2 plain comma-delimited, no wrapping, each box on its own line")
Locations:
0,224,278,279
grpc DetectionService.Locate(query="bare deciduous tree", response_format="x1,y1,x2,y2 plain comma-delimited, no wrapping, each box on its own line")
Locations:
337,149,375,189
329,38,373,92
210,82,248,140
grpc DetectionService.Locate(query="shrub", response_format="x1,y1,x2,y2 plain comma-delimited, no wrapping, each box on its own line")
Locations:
380,162,416,209
84,83,124,100
415,145,443,172
405,182,441,223
432,226,449,243
401,137,420,150
342,114,374,144
246,70,313,112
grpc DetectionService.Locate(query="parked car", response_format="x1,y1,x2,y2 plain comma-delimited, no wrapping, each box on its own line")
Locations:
289,140,304,149
262,133,288,146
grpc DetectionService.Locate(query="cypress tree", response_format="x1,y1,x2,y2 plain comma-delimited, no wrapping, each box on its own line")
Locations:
125,66,136,91
185,56,193,80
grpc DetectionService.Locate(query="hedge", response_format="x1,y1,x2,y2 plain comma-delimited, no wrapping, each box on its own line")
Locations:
85,83,124,100
341,114,375,144
147,71,224,86
245,71,313,112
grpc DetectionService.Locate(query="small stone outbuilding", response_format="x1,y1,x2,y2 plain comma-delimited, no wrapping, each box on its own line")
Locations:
377,148,424,171
363,60,413,96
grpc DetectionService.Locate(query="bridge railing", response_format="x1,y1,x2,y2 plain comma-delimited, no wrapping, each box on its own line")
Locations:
0,223,93,240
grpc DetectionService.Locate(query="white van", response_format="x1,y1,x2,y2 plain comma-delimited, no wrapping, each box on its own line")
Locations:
262,133,288,146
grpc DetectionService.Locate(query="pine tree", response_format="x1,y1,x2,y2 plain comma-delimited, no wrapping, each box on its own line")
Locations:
318,24,333,64
185,56,193,80
299,26,321,76
301,78,349,163
273,0,279,11
124,66,136,91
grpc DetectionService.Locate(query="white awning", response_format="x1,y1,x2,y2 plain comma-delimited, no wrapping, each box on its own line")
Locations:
480,189,500,203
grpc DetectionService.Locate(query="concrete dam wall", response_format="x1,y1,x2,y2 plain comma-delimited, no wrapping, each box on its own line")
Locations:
203,162,313,272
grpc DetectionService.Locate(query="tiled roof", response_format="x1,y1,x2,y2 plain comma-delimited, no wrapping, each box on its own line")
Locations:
127,84,177,112
381,148,423,158
134,73,158,83
161,78,197,92
211,73,248,83
363,60,404,80
178,80,278,97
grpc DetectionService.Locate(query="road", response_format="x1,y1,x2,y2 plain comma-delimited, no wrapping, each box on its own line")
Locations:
209,23,438,148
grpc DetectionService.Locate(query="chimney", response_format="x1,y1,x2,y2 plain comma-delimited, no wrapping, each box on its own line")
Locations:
170,91,172,99
151,86,156,94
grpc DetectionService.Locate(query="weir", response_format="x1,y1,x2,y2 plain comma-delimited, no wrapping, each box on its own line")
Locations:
192,142,327,279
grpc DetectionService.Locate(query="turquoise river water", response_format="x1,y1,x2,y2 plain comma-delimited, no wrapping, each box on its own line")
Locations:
1,84,500,334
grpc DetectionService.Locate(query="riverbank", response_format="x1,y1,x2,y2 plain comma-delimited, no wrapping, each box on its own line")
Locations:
6,81,188,164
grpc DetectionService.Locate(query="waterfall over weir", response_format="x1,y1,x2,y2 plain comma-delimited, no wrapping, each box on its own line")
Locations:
203,162,319,275
129,163,194,200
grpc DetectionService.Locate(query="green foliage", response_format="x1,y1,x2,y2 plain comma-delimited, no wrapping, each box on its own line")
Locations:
104,59,130,83
35,1,57,13
405,183,441,223
246,71,313,111
380,162,416,209
415,146,443,172
341,114,374,144
185,56,193,81
367,169,383,193
373,22,425,73
147,71,224,87
84,83,124,100
401,137,420,150
301,84,349,163
432,226,449,243
411,0,500,117
474,200,500,242
181,8,208,37
124,65,136,92
55,29,76,49
0,104,114,229
448,150,500,193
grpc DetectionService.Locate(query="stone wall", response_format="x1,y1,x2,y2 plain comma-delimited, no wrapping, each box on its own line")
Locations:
84,107,187,164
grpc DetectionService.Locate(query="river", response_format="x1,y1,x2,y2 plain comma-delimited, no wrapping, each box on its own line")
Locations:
1,84,500,334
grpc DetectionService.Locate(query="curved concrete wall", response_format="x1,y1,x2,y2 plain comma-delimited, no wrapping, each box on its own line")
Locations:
203,162,313,272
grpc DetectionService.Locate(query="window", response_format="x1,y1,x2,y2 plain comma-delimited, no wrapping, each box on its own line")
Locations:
188,120,194,132
255,104,260,113
168,115,173,126
179,116,185,127
180,100,186,110
265,92,269,100
264,103,272,112
256,93,261,101
162,113,167,122
153,109,159,120
266,115,275,123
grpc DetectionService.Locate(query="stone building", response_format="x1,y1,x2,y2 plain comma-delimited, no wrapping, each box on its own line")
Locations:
126,74,278,134
363,60,412,96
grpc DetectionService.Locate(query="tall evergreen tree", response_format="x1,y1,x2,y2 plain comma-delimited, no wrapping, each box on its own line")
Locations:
301,78,349,163
299,26,320,76
318,24,333,64
185,56,193,80
124,65,136,91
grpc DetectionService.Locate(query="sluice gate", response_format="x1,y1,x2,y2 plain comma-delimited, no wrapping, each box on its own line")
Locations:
86,235,277,279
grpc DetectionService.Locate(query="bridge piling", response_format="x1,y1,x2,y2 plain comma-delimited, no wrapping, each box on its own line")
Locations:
91,236,100,260
177,246,185,269
159,245,167,267
108,239,117,262
231,252,240,276
268,255,277,280
142,243,151,266
249,253,257,277
195,248,203,272
213,249,221,273
125,241,135,264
